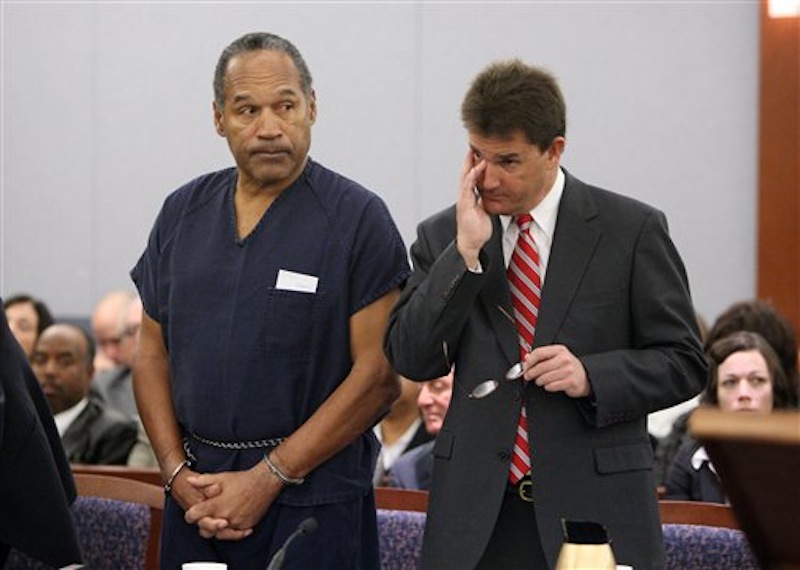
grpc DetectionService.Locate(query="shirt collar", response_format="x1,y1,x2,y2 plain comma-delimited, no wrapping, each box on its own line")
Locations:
54,397,89,437
690,445,717,475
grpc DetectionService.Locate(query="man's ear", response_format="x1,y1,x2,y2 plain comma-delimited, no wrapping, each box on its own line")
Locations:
308,90,317,125
213,101,225,137
547,136,566,165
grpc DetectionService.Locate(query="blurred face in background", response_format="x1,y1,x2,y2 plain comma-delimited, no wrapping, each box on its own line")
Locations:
5,301,39,356
418,368,455,436
92,295,141,369
716,349,774,414
117,297,142,368
31,325,94,415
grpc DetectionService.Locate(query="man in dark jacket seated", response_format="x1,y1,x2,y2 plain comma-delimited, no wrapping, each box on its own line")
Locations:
31,323,138,465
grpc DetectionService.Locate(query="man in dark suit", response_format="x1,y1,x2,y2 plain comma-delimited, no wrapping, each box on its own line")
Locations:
385,60,707,569
0,301,82,566
31,323,138,465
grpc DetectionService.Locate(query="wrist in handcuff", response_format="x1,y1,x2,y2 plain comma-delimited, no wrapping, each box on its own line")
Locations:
164,459,191,496
263,451,305,487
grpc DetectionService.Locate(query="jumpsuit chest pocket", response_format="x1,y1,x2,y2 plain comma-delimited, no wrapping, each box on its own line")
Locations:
263,288,318,361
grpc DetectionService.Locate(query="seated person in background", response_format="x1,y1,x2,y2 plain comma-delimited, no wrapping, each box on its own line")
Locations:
91,293,157,468
389,368,454,491
3,293,54,358
31,323,138,465
92,292,141,419
664,331,796,503
653,298,800,488
373,375,433,486
90,289,137,373
705,299,799,400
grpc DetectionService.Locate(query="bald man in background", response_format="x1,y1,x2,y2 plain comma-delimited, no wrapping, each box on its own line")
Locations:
91,290,137,373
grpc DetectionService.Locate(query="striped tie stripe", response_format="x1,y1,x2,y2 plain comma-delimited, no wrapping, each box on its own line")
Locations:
507,214,540,485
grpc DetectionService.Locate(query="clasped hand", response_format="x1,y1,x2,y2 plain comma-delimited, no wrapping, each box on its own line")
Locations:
172,464,281,540
520,344,591,398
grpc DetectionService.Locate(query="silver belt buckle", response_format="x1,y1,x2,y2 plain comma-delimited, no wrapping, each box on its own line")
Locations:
518,479,534,502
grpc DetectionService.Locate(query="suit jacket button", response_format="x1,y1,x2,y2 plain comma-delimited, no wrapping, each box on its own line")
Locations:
498,450,510,462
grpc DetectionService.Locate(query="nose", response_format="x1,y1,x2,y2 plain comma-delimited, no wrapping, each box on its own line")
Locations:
480,163,501,190
418,385,434,408
735,383,754,401
40,358,60,378
254,110,282,139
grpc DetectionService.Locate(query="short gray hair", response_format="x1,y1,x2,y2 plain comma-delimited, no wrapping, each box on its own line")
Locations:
213,32,313,108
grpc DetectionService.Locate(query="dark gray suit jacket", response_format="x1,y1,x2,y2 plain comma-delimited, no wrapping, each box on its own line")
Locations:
93,366,138,419
389,439,435,491
62,395,138,465
385,171,707,569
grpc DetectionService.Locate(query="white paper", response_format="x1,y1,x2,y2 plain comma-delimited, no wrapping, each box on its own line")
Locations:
275,269,318,293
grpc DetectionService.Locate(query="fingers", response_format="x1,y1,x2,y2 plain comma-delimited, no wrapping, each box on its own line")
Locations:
460,150,486,199
195,517,253,541
522,345,590,398
185,500,216,525
213,527,254,541
186,473,220,490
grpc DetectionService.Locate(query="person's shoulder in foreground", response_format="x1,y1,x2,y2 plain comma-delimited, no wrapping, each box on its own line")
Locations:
0,302,82,567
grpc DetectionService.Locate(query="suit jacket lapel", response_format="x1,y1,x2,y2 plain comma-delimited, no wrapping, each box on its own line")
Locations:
535,172,600,345
479,216,519,367
60,401,96,462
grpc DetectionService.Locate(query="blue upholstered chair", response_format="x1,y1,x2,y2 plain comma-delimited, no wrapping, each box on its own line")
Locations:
663,524,759,569
377,508,426,570
373,494,761,570
6,472,163,570
659,500,759,570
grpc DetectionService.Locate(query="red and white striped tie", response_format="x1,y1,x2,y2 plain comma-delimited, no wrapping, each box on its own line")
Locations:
507,213,541,484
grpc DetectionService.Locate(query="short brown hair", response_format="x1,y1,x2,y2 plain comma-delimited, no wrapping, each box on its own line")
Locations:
461,59,566,152
702,331,795,410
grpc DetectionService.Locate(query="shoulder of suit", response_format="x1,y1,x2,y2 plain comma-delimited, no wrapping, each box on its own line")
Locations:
398,439,436,464
419,204,457,229
564,170,663,221
86,395,137,431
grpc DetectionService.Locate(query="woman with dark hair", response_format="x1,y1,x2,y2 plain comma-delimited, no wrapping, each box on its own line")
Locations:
3,294,54,357
664,331,795,503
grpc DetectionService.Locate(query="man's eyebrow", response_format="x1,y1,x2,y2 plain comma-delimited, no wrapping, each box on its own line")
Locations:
275,87,301,98
230,87,301,104
231,93,254,104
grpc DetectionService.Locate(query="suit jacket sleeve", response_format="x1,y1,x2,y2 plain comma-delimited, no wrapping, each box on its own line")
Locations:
577,209,707,427
385,207,492,381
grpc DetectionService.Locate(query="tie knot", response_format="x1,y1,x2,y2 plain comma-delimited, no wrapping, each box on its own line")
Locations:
515,214,534,232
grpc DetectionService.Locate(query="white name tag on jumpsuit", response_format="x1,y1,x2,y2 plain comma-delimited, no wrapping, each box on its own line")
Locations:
276,269,319,293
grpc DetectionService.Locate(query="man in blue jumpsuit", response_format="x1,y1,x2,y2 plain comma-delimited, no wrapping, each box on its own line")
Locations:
131,32,410,568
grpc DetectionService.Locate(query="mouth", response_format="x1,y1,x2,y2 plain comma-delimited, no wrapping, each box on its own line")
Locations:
250,148,290,159
41,385,58,397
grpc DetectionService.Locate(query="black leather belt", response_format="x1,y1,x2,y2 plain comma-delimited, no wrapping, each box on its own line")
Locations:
506,475,533,503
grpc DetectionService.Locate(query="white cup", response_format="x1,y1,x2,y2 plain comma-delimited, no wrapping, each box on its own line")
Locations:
182,564,228,570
